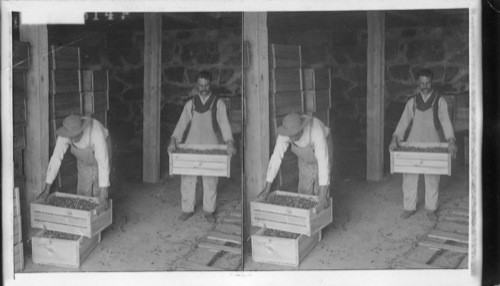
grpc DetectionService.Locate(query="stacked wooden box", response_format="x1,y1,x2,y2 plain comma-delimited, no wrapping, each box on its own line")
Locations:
302,68,332,127
269,44,303,191
30,192,113,268
12,41,30,272
48,45,82,193
250,191,333,266
82,69,109,127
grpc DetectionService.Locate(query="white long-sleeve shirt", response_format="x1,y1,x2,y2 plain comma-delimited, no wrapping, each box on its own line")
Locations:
171,94,234,143
266,117,331,186
393,92,456,141
46,119,110,188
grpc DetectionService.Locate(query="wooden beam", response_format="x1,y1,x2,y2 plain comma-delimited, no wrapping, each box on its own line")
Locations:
366,11,385,181
428,230,469,244
243,12,270,242
420,240,469,254
143,14,162,183
19,25,49,238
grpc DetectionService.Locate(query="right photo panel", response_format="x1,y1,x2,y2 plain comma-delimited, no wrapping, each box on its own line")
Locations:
243,10,472,271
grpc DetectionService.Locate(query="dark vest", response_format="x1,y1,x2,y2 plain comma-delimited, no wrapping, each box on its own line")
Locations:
403,91,445,142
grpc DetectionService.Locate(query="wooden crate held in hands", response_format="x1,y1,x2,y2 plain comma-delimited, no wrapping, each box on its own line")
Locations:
31,192,112,238
251,190,333,236
251,227,321,266
169,144,230,178
390,142,451,175
32,229,100,268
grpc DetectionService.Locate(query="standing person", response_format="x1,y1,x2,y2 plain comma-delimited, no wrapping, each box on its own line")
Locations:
38,114,112,209
168,70,236,223
389,68,457,222
259,112,332,209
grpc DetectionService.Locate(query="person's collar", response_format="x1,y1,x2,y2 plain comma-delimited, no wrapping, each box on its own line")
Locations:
419,90,433,102
198,92,211,103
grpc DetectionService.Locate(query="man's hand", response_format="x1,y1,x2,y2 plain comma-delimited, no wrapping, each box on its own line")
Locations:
99,187,109,210
226,140,236,157
448,138,458,159
167,137,177,153
317,185,330,211
257,182,272,200
388,136,400,152
36,184,51,203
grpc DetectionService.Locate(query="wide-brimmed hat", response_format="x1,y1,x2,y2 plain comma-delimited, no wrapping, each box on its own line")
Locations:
277,113,311,136
56,115,91,138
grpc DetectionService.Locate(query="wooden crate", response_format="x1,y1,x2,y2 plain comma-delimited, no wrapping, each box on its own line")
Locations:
306,109,330,127
304,89,331,112
13,97,26,124
49,45,81,70
13,70,26,96
270,68,302,93
270,44,302,68
14,242,24,272
390,142,451,175
83,90,109,114
303,68,331,90
32,229,100,268
31,192,113,238
92,110,108,127
50,70,82,94
270,91,304,117
13,41,30,70
169,144,230,178
251,227,321,266
251,191,333,236
82,70,109,92
49,92,83,119
13,123,25,150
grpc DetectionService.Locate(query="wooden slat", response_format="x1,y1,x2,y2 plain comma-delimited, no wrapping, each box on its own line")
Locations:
443,214,469,223
428,230,469,244
143,13,162,183
436,221,469,235
270,44,302,68
198,242,241,254
451,208,469,217
82,70,109,92
419,240,468,254
207,231,241,245
50,70,81,94
218,216,242,225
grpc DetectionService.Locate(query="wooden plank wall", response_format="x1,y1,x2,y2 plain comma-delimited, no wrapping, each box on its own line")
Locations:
143,13,162,183
366,11,385,181
19,25,50,241
243,12,270,239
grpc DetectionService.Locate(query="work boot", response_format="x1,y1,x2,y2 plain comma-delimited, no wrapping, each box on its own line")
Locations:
204,212,216,223
400,210,416,219
178,212,194,221
426,211,438,222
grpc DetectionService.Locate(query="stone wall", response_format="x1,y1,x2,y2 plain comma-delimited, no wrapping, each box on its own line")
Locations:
49,16,242,146
269,12,468,149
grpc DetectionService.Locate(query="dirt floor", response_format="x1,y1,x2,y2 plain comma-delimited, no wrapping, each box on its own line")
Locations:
21,144,242,272
244,150,470,270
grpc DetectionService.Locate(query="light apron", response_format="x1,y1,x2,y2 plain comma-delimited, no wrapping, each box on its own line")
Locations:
402,96,440,211
291,119,333,196
180,103,219,213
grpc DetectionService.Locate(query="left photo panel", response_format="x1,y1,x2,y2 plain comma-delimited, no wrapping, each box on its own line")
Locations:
10,11,243,272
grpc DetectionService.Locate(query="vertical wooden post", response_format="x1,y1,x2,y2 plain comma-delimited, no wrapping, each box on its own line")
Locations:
19,25,49,235
366,11,385,181
143,13,162,183
243,12,269,238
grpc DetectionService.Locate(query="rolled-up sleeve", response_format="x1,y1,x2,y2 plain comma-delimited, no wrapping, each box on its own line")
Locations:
311,125,330,186
46,137,70,185
171,101,193,142
216,100,234,143
438,97,456,141
266,135,291,183
393,98,415,141
91,123,110,188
